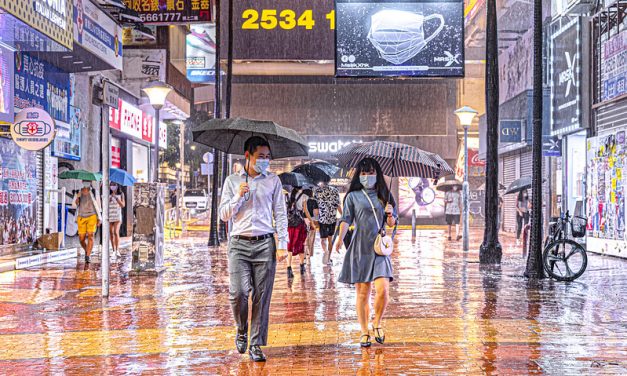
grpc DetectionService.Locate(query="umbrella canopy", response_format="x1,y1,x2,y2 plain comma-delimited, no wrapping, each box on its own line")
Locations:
192,117,308,159
436,179,463,192
292,161,340,183
110,168,137,186
278,172,313,187
505,176,545,195
335,141,453,178
59,169,102,181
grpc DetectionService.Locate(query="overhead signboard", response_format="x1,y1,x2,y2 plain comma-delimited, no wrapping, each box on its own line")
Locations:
11,107,56,151
123,0,211,25
109,99,167,148
335,0,464,78
601,29,627,102
550,17,583,136
0,43,14,124
186,24,216,83
74,0,123,70
0,0,73,49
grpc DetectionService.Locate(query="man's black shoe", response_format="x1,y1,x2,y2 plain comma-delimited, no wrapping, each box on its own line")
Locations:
300,263,306,274
287,266,294,279
235,333,248,354
249,345,266,362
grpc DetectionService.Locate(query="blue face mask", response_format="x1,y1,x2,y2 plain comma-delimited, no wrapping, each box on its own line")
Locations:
360,175,377,189
253,158,270,174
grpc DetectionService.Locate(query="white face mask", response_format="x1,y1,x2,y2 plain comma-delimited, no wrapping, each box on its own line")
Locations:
83,182,91,189
110,185,118,192
360,175,377,189
253,158,270,174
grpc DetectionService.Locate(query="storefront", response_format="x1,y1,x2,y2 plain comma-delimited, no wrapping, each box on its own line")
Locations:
0,0,73,253
586,3,627,258
550,15,591,217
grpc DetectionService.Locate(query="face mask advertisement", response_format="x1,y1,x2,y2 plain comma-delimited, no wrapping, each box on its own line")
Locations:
335,0,464,78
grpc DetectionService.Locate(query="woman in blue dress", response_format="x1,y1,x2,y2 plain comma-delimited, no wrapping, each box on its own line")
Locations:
334,158,398,348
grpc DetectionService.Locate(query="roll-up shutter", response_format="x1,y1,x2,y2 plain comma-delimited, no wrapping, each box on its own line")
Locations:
502,154,519,233
596,98,627,133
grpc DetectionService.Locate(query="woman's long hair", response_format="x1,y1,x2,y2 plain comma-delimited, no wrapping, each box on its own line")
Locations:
289,186,303,207
346,158,395,207
517,189,527,203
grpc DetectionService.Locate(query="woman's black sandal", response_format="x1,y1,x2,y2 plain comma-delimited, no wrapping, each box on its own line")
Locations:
360,334,372,348
374,327,385,344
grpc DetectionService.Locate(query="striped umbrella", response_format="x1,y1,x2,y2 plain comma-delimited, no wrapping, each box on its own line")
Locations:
335,141,453,178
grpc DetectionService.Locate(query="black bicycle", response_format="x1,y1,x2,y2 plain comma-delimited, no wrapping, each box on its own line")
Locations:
542,211,588,281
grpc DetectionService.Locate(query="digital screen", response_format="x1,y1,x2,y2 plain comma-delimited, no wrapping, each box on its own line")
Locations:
335,0,464,78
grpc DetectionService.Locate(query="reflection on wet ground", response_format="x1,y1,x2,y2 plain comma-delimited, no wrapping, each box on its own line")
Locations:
0,229,625,374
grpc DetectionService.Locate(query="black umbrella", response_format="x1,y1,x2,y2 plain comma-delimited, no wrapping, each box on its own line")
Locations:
336,141,453,179
192,117,308,159
292,161,340,183
436,179,463,192
279,172,313,187
504,176,545,195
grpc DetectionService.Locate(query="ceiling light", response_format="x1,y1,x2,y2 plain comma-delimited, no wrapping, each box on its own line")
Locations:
73,60,84,64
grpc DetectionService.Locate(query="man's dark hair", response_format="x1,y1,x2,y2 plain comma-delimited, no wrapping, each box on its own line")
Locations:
244,136,271,155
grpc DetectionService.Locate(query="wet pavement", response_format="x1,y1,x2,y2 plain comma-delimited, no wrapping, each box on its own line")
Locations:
0,229,626,375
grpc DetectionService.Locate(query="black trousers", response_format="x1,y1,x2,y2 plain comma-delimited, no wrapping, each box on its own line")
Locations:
516,212,530,239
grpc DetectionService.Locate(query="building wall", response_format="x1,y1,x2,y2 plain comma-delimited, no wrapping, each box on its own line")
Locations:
230,80,459,160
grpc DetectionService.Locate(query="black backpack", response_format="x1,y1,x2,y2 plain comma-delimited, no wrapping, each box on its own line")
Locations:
287,192,305,228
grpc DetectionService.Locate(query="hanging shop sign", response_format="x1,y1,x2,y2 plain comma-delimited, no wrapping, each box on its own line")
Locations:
0,43,14,124
186,24,216,83
601,29,627,103
499,120,523,143
123,0,211,25
14,52,70,123
109,98,167,148
335,0,464,78
0,0,73,49
11,107,56,151
122,49,166,81
550,17,583,136
123,26,157,47
52,106,82,161
0,137,39,246
73,0,123,70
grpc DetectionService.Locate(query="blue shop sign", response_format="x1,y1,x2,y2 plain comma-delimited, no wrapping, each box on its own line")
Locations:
14,52,70,123
500,120,522,143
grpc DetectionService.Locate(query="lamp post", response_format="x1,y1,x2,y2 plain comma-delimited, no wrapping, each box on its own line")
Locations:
454,106,478,252
142,80,173,182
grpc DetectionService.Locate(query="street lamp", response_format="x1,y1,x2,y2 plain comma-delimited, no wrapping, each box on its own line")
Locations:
142,80,173,182
454,106,478,252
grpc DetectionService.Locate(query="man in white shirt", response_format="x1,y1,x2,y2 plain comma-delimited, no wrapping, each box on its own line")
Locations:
219,136,288,362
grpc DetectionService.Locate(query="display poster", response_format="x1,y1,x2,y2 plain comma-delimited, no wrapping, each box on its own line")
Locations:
73,0,123,70
186,24,216,83
14,52,70,123
52,106,82,160
0,137,39,246
111,137,121,168
397,177,444,220
0,44,14,124
455,148,485,181
335,0,464,77
601,29,627,102
123,0,211,25
550,17,582,135
43,146,58,233
586,133,627,258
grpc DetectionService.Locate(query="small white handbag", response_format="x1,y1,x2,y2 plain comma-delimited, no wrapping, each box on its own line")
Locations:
362,190,394,256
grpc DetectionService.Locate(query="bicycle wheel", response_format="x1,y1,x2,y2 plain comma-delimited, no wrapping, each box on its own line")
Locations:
542,239,588,282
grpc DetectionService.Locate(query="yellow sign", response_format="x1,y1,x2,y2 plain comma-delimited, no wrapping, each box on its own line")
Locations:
0,0,73,49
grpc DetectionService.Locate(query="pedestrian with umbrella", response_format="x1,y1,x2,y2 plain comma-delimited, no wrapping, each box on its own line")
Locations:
436,180,463,241
108,168,135,258
193,117,307,362
333,158,398,348
60,170,103,264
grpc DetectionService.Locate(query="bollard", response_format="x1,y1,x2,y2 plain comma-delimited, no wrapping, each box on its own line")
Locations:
411,209,417,242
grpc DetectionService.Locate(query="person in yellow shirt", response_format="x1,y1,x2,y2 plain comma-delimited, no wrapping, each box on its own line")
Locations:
73,181,102,263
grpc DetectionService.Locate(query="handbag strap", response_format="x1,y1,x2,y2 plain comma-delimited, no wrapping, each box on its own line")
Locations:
362,190,383,231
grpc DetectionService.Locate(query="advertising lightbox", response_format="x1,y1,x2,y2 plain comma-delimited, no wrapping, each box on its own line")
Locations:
335,0,464,78
186,24,216,83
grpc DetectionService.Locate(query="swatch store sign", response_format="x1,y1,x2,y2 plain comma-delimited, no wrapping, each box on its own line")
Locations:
550,17,583,136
